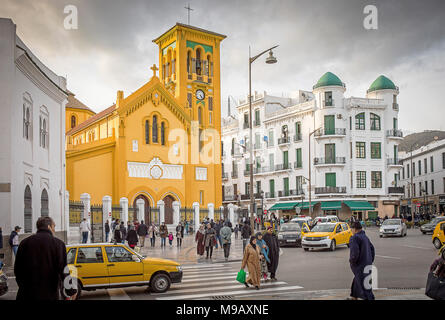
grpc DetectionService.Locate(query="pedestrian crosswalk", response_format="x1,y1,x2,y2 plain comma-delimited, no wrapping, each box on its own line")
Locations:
151,262,304,300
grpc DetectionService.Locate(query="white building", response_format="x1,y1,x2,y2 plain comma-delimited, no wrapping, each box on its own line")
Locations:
398,137,445,216
0,18,68,262
221,72,403,221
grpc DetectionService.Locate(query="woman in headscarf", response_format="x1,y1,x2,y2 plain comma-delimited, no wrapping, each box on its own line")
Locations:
114,222,122,244
126,225,138,249
195,224,206,256
241,236,261,289
204,223,216,259
256,232,270,280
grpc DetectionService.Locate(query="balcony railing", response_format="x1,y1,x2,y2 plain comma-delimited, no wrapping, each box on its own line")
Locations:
243,122,250,129
294,161,303,169
314,128,346,137
278,190,291,197
386,129,403,138
222,172,228,180
223,195,236,201
293,133,302,142
265,192,276,199
243,170,251,177
254,119,261,126
324,99,334,107
240,193,263,200
275,163,291,171
387,158,402,166
254,166,272,174
313,157,346,165
231,171,238,179
388,187,404,194
315,186,347,194
393,103,399,110
290,189,304,196
278,136,290,145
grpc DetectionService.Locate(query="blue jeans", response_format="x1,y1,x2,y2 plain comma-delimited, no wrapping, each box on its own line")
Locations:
82,232,89,243
105,232,110,242
161,238,166,247
12,245,19,256
215,235,222,248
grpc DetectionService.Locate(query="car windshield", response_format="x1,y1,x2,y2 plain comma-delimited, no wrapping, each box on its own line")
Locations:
383,219,401,226
431,217,445,225
311,224,335,232
280,224,301,232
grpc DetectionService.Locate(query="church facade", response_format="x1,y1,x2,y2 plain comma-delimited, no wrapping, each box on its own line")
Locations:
65,24,225,225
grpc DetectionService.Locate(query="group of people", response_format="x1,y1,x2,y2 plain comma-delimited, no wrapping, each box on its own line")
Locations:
195,218,233,260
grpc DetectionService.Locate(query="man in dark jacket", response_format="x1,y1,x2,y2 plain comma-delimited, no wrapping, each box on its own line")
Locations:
349,221,375,300
14,216,72,300
104,221,110,243
137,220,148,247
241,222,251,253
263,226,280,280
214,221,222,249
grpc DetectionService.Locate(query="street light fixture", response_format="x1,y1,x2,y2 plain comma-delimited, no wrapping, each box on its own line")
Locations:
308,127,322,218
248,45,279,235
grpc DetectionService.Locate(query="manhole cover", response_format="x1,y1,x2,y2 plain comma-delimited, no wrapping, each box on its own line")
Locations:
212,295,234,300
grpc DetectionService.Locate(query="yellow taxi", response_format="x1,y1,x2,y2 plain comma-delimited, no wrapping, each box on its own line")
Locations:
66,243,182,299
301,222,352,251
432,221,445,249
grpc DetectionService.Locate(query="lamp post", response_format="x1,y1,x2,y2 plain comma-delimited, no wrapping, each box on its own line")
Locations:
248,45,279,235
408,143,419,222
308,127,321,218
260,190,265,230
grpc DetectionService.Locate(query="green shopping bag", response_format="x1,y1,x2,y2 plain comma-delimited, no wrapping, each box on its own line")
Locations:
236,269,246,284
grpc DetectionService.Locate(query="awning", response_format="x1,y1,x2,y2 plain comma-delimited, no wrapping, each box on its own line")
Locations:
344,200,375,211
321,201,342,210
296,201,319,209
269,202,299,211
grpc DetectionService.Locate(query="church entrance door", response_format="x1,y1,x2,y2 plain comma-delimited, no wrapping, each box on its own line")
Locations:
163,195,174,225
133,194,151,224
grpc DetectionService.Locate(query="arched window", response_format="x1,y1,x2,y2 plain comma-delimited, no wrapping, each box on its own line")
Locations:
24,185,32,233
39,117,42,146
355,112,365,130
198,107,202,125
145,120,150,144
207,55,211,76
196,48,202,75
370,113,381,130
167,49,171,78
152,115,158,143
161,122,165,145
41,189,49,217
187,51,191,74
23,105,31,140
231,138,235,155
42,118,47,148
71,115,76,128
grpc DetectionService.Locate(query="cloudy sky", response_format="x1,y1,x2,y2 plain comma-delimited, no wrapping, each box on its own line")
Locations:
1,0,444,132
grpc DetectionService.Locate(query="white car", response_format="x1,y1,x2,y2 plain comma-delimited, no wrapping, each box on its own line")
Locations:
379,219,407,237
290,216,313,228
314,215,339,223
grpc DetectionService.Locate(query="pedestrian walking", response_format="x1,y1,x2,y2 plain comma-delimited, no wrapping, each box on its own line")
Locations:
176,223,184,247
111,218,116,242
0,227,3,269
234,224,239,239
195,224,206,256
9,226,21,257
114,222,122,244
204,223,216,259
120,222,127,244
262,226,279,281
220,222,232,261
104,221,110,243
79,219,90,244
159,222,168,247
126,225,138,249
348,221,375,300
241,236,261,290
214,220,222,249
256,232,270,280
426,245,445,300
241,222,252,253
148,223,158,247
168,232,174,247
137,220,148,247
14,217,74,300
185,221,189,235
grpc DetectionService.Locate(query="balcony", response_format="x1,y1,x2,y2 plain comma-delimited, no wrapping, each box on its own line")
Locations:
223,194,237,201
314,128,346,138
388,187,404,194
254,119,261,127
265,192,276,199
294,161,303,169
278,190,291,198
290,189,304,196
278,136,291,146
315,186,347,194
254,166,272,174
243,170,251,177
314,157,346,166
275,163,291,171
231,171,238,179
243,122,250,129
222,172,228,180
323,99,334,107
387,158,402,167
293,133,302,142
393,103,399,111
240,193,262,200
386,129,403,139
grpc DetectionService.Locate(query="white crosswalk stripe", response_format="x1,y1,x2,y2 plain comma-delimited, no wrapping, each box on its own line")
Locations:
183,272,238,279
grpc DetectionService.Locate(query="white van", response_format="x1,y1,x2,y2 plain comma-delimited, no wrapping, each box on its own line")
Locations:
314,215,339,223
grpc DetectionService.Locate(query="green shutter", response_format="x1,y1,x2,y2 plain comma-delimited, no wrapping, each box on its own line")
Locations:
269,179,275,197
284,177,289,196
324,115,335,134
326,173,336,187
283,151,288,168
296,148,302,168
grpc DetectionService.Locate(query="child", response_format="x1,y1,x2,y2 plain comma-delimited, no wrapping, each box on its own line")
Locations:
168,232,174,247
255,232,270,280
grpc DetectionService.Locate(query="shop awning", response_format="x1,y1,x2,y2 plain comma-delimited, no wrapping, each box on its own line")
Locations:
321,201,342,210
268,202,299,211
344,201,375,211
296,201,319,209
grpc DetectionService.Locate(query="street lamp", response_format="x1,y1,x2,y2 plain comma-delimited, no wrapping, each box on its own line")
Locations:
248,45,278,235
260,190,265,230
408,142,419,223
308,127,321,218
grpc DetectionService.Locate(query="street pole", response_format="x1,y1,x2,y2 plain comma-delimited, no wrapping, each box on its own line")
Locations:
409,145,416,223
308,129,312,218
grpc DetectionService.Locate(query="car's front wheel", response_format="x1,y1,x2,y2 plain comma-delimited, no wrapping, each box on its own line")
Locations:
303,248,309,251
150,273,171,293
330,240,336,251
433,238,442,249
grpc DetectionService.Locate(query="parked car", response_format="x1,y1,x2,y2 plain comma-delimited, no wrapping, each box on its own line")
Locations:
432,221,445,249
66,243,182,299
301,222,352,251
290,216,313,229
277,223,302,247
379,218,407,237
421,217,445,234
314,215,339,224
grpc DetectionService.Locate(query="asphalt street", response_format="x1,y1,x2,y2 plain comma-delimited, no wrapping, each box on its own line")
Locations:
0,227,436,300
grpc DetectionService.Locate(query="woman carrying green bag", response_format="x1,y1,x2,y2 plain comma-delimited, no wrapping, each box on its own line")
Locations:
240,236,261,290
236,269,246,284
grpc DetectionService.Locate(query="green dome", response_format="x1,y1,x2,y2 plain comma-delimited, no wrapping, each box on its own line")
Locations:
313,72,344,89
368,75,397,92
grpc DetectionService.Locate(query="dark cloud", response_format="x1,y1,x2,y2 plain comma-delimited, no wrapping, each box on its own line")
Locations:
1,0,444,131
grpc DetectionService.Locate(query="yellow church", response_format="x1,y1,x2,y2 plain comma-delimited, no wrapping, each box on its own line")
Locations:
65,23,225,224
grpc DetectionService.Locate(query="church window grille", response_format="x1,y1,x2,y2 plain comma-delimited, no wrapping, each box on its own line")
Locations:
145,120,150,144
71,115,76,128
161,122,165,145
208,97,213,111
23,104,31,140
187,92,192,108
196,48,202,75
152,116,158,143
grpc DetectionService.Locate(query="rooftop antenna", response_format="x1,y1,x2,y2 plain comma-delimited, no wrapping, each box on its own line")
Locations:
184,3,193,25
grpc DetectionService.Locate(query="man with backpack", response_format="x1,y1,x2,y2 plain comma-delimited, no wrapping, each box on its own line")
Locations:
9,226,21,257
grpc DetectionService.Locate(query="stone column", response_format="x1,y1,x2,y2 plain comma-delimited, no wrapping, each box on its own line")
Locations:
228,203,234,224
102,195,112,240
136,199,145,222
219,206,225,220
172,201,180,226
208,203,214,221
193,202,200,232
80,193,91,243
119,197,128,223
64,191,70,244
157,200,165,224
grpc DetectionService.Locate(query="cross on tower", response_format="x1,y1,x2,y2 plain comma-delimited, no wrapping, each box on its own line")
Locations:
150,64,158,77
184,3,193,25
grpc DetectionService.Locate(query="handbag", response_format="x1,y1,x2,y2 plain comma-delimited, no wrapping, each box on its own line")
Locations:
425,271,445,300
236,269,246,284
